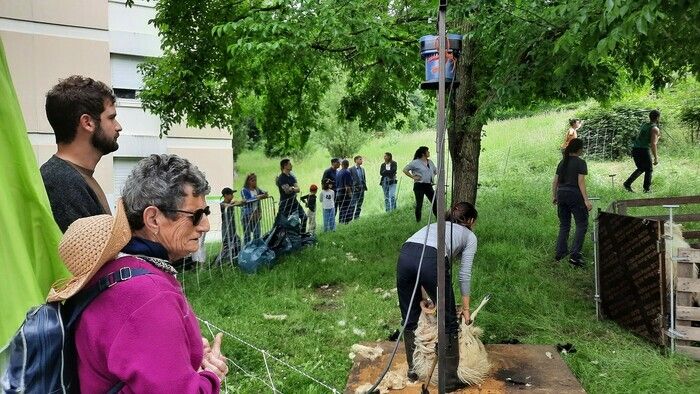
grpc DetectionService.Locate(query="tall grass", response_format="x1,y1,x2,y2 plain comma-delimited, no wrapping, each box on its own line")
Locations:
185,111,700,393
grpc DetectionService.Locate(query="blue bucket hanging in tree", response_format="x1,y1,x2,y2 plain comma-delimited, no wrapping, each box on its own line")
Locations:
419,34,462,90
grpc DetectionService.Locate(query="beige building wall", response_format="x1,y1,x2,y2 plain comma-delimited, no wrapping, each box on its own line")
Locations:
0,1,114,191
1,1,233,236
0,0,108,30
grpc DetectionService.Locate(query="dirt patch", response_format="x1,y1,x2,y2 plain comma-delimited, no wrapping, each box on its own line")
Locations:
312,283,343,312
314,283,343,298
312,300,339,312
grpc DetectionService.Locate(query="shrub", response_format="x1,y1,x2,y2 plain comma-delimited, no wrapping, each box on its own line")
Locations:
318,119,368,159
679,99,700,143
575,105,650,160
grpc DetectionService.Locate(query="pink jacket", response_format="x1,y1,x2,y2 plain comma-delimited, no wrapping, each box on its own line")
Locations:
75,256,220,393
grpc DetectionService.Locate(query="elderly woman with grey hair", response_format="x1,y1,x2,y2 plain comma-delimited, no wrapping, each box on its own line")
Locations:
72,154,229,393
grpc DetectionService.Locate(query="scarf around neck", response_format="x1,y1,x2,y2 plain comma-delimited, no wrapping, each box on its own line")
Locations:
121,236,178,275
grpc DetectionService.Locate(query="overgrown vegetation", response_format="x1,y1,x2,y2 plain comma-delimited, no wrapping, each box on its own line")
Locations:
575,105,649,160
680,99,700,144
185,110,700,393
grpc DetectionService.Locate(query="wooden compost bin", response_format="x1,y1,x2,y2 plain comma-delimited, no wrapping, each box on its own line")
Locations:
599,195,700,360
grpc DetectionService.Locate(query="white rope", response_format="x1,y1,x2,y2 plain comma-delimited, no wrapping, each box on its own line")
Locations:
198,317,340,393
224,356,280,393
262,351,278,393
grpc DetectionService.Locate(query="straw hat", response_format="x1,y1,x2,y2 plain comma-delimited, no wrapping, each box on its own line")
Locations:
47,199,132,302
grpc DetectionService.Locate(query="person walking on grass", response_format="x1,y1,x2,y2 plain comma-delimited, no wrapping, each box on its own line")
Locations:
336,159,354,224
623,110,661,193
300,184,318,233
396,202,478,391
561,118,582,150
403,146,438,222
320,179,336,232
552,138,592,268
380,152,398,212
349,155,367,221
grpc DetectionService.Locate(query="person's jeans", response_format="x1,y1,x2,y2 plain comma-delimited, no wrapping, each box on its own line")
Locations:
242,213,261,245
382,181,397,212
556,189,589,260
351,190,365,220
323,208,336,231
413,183,437,222
396,242,459,334
624,147,653,191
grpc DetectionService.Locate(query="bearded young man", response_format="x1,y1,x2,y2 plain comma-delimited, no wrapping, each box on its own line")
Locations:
40,75,122,232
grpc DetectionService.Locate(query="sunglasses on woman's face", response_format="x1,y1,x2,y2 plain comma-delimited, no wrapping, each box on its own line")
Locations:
161,206,211,226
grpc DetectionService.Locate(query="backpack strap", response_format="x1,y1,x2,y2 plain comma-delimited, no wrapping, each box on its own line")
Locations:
106,381,125,394
65,267,151,327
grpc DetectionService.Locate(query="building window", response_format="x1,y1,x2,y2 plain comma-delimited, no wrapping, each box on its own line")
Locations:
114,88,137,99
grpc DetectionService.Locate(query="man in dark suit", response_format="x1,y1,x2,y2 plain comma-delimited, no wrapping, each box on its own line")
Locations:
336,159,354,224
349,155,367,221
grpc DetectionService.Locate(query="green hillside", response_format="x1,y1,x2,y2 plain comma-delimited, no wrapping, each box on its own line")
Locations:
186,110,700,393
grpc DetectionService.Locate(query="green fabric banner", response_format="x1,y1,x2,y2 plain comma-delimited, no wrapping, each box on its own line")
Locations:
0,38,70,350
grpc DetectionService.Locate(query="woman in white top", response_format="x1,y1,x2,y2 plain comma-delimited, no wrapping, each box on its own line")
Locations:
396,202,478,390
403,146,438,222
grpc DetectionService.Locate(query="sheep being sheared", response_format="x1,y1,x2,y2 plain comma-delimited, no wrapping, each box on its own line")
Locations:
412,296,491,386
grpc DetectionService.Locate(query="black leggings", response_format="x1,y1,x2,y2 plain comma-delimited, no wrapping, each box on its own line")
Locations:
413,183,437,222
396,242,459,333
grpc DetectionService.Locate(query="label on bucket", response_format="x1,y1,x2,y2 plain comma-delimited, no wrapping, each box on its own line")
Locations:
425,52,456,81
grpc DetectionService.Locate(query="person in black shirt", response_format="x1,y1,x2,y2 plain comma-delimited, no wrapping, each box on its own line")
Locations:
380,152,398,212
551,138,592,267
300,184,318,233
321,158,340,190
276,158,307,231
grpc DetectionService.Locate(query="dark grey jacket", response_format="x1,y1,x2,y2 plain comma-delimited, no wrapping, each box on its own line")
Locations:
40,155,107,232
349,166,367,192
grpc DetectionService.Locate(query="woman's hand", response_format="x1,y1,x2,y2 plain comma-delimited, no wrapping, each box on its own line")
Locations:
201,333,229,381
585,200,593,211
461,308,471,325
412,174,421,181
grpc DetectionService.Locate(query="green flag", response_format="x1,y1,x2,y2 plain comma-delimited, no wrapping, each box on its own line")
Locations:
0,38,70,350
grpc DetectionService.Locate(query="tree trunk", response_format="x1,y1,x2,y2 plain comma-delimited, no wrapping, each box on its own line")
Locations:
448,22,483,205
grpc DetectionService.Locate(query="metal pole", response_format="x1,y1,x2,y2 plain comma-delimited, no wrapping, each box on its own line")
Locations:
436,2,448,392
589,198,601,320
663,204,679,353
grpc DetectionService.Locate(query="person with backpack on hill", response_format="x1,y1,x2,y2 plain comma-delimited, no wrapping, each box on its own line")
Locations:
552,138,592,268
3,154,229,393
623,110,661,193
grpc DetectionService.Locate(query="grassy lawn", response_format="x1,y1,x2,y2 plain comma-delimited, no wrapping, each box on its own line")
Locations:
184,111,700,393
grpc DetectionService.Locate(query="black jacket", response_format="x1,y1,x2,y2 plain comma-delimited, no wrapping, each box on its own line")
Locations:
379,161,398,186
